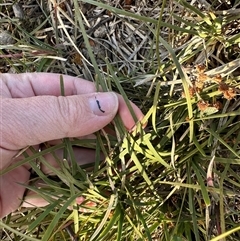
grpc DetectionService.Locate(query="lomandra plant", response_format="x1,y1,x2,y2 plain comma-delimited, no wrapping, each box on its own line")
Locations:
1,0,240,240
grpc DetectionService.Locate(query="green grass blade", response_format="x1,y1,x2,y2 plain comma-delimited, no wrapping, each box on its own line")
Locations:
192,161,211,206
158,36,194,142
42,193,80,240
0,221,40,241
90,194,118,241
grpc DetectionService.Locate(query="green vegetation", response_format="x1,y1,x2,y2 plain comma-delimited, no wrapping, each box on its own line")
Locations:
1,0,240,240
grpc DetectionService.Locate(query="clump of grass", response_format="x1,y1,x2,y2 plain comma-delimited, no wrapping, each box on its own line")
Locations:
1,0,240,240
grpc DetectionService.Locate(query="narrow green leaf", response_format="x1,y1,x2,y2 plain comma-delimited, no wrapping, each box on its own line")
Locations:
42,193,80,241
28,201,60,232
192,161,211,206
97,205,121,241
210,226,240,241
0,221,40,241
117,206,124,241
80,0,197,34
206,128,240,159
158,36,194,142
90,194,118,241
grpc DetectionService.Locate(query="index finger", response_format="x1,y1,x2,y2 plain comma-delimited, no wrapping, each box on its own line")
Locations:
2,73,96,98
2,72,144,129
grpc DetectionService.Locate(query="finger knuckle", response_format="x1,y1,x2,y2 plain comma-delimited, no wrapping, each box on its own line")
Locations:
55,96,87,137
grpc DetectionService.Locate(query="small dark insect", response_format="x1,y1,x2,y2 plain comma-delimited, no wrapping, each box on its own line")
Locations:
95,96,105,113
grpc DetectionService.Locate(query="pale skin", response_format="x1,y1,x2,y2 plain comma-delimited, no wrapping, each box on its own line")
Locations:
0,73,144,218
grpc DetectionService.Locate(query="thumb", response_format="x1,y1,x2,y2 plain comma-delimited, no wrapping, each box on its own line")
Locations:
2,92,118,150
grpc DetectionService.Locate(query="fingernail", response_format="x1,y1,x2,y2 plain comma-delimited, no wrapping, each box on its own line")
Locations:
89,92,118,116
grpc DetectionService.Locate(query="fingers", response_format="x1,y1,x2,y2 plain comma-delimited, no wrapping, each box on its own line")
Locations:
0,146,98,217
116,93,144,130
21,180,59,208
40,147,103,175
2,92,119,150
1,73,145,168
22,147,101,208
2,73,97,98
2,72,144,130
22,181,91,213
0,166,30,218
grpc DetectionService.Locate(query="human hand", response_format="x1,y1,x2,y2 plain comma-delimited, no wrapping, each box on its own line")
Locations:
0,73,144,218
